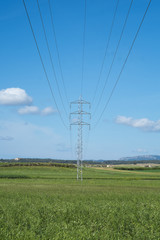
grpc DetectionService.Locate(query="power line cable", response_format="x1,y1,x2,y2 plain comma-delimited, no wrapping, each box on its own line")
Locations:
94,0,152,128
93,0,133,117
69,127,75,160
36,0,68,117
48,0,69,105
81,0,87,97
83,127,90,160
22,0,68,129
92,0,120,105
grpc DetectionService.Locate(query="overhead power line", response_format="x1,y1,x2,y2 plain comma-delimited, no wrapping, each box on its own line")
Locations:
81,0,87,97
22,0,68,129
93,0,133,117
48,0,69,105
92,0,120,105
94,0,152,128
36,0,68,117
69,127,74,160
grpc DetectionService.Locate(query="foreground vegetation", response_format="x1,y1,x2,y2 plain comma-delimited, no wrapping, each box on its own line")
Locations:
0,165,160,239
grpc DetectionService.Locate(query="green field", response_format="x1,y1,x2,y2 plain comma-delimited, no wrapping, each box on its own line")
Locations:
0,165,160,240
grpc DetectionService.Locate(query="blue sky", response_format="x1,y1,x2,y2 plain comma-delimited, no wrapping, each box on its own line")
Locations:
0,0,159,160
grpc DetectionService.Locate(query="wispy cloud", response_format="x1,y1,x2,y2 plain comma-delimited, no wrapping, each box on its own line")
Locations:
18,106,39,115
0,120,63,158
0,88,32,105
41,107,56,116
56,143,70,152
0,136,14,141
133,148,148,154
18,106,56,116
71,118,79,123
116,116,160,132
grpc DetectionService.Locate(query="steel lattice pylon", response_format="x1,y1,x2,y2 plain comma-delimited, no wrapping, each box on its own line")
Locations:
70,97,91,180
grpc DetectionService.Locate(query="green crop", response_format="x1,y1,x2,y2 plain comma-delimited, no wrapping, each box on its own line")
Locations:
0,165,160,239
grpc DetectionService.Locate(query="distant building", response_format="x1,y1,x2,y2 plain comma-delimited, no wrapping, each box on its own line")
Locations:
14,158,20,161
145,164,152,168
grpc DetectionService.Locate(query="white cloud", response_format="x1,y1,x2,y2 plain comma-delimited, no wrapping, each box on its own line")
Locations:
0,88,32,105
41,107,56,116
18,106,39,115
18,106,56,116
116,116,160,132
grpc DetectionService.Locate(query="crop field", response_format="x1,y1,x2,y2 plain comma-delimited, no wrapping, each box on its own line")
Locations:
0,164,160,240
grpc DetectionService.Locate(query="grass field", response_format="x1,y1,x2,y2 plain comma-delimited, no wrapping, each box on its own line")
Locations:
0,165,160,240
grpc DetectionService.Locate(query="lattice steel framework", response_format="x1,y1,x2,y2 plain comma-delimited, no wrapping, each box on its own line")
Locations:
70,97,91,180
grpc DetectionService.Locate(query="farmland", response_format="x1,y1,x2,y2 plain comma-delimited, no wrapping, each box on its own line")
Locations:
0,164,160,239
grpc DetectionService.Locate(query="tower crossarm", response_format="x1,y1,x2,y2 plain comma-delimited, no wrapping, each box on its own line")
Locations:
70,121,90,126
70,111,91,117
70,100,90,105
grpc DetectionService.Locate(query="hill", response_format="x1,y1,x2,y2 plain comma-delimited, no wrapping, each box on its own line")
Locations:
120,155,160,161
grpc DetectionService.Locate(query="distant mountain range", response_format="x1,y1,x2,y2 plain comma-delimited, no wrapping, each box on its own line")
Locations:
119,155,160,161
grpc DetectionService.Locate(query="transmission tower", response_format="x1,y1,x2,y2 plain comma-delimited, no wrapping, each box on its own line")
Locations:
70,97,91,180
